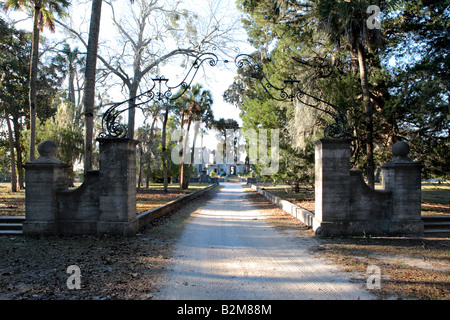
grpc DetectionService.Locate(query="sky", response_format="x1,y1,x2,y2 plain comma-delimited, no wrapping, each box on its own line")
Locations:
95,0,249,126
1,0,253,149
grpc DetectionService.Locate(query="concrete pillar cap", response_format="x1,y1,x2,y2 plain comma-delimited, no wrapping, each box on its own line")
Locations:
392,141,410,157
23,140,68,167
382,141,423,168
37,140,57,158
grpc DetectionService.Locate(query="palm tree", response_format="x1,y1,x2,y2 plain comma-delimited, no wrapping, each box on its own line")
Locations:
161,102,172,193
83,0,137,174
83,0,102,174
314,0,386,188
52,44,85,127
212,118,240,179
3,0,70,161
175,84,215,189
182,86,214,189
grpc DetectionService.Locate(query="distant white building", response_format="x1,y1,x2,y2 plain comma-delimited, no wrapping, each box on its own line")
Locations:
204,162,246,177
194,147,248,177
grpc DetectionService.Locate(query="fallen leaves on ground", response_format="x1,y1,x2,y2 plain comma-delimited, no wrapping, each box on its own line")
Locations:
0,188,217,300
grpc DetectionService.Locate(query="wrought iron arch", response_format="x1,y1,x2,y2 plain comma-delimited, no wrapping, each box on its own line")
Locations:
98,52,220,139
99,52,349,139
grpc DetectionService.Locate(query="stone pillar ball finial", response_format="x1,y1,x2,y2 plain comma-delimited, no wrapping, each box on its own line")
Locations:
37,140,57,158
392,141,410,158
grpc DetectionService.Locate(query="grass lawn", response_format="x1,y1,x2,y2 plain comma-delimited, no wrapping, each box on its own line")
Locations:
2,181,448,217
421,184,450,216
136,183,211,214
0,184,25,216
0,182,211,217
258,184,315,213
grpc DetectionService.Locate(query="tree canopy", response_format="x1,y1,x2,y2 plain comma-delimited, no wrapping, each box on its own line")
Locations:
0,0,448,194
226,0,449,185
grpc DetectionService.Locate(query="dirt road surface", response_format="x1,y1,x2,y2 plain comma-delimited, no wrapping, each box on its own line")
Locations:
154,183,375,300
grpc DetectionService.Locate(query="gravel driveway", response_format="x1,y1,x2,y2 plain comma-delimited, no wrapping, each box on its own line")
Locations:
154,183,375,300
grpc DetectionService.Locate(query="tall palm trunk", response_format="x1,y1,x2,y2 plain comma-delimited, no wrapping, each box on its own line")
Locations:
162,105,169,193
83,0,102,174
184,120,201,190
5,115,17,192
12,116,24,189
28,2,42,161
138,143,144,187
146,115,158,188
180,118,193,190
357,42,375,188
178,111,186,189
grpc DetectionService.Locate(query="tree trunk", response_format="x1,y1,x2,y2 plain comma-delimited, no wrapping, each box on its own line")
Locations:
138,144,144,188
12,116,24,189
145,151,151,188
294,181,300,193
178,112,186,189
127,83,138,139
146,116,158,188
357,43,375,188
68,63,76,127
180,119,192,190
162,106,169,193
5,116,17,192
28,4,42,161
83,0,103,174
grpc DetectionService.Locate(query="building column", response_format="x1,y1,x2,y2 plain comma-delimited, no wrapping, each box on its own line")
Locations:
96,138,139,236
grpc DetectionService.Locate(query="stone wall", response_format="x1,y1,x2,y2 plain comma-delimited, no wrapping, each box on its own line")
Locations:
96,138,138,236
313,138,352,226
381,142,424,234
22,141,70,235
313,139,423,237
348,170,393,224
23,138,424,238
250,184,315,228
136,184,216,230
23,139,215,237
23,139,139,236
56,170,100,234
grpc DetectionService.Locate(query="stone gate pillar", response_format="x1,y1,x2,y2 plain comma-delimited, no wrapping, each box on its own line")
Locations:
96,138,139,236
22,141,69,235
381,141,424,234
313,138,352,236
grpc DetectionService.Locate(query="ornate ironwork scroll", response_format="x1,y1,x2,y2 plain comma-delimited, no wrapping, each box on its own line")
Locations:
99,52,219,138
100,51,348,139
234,54,349,138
